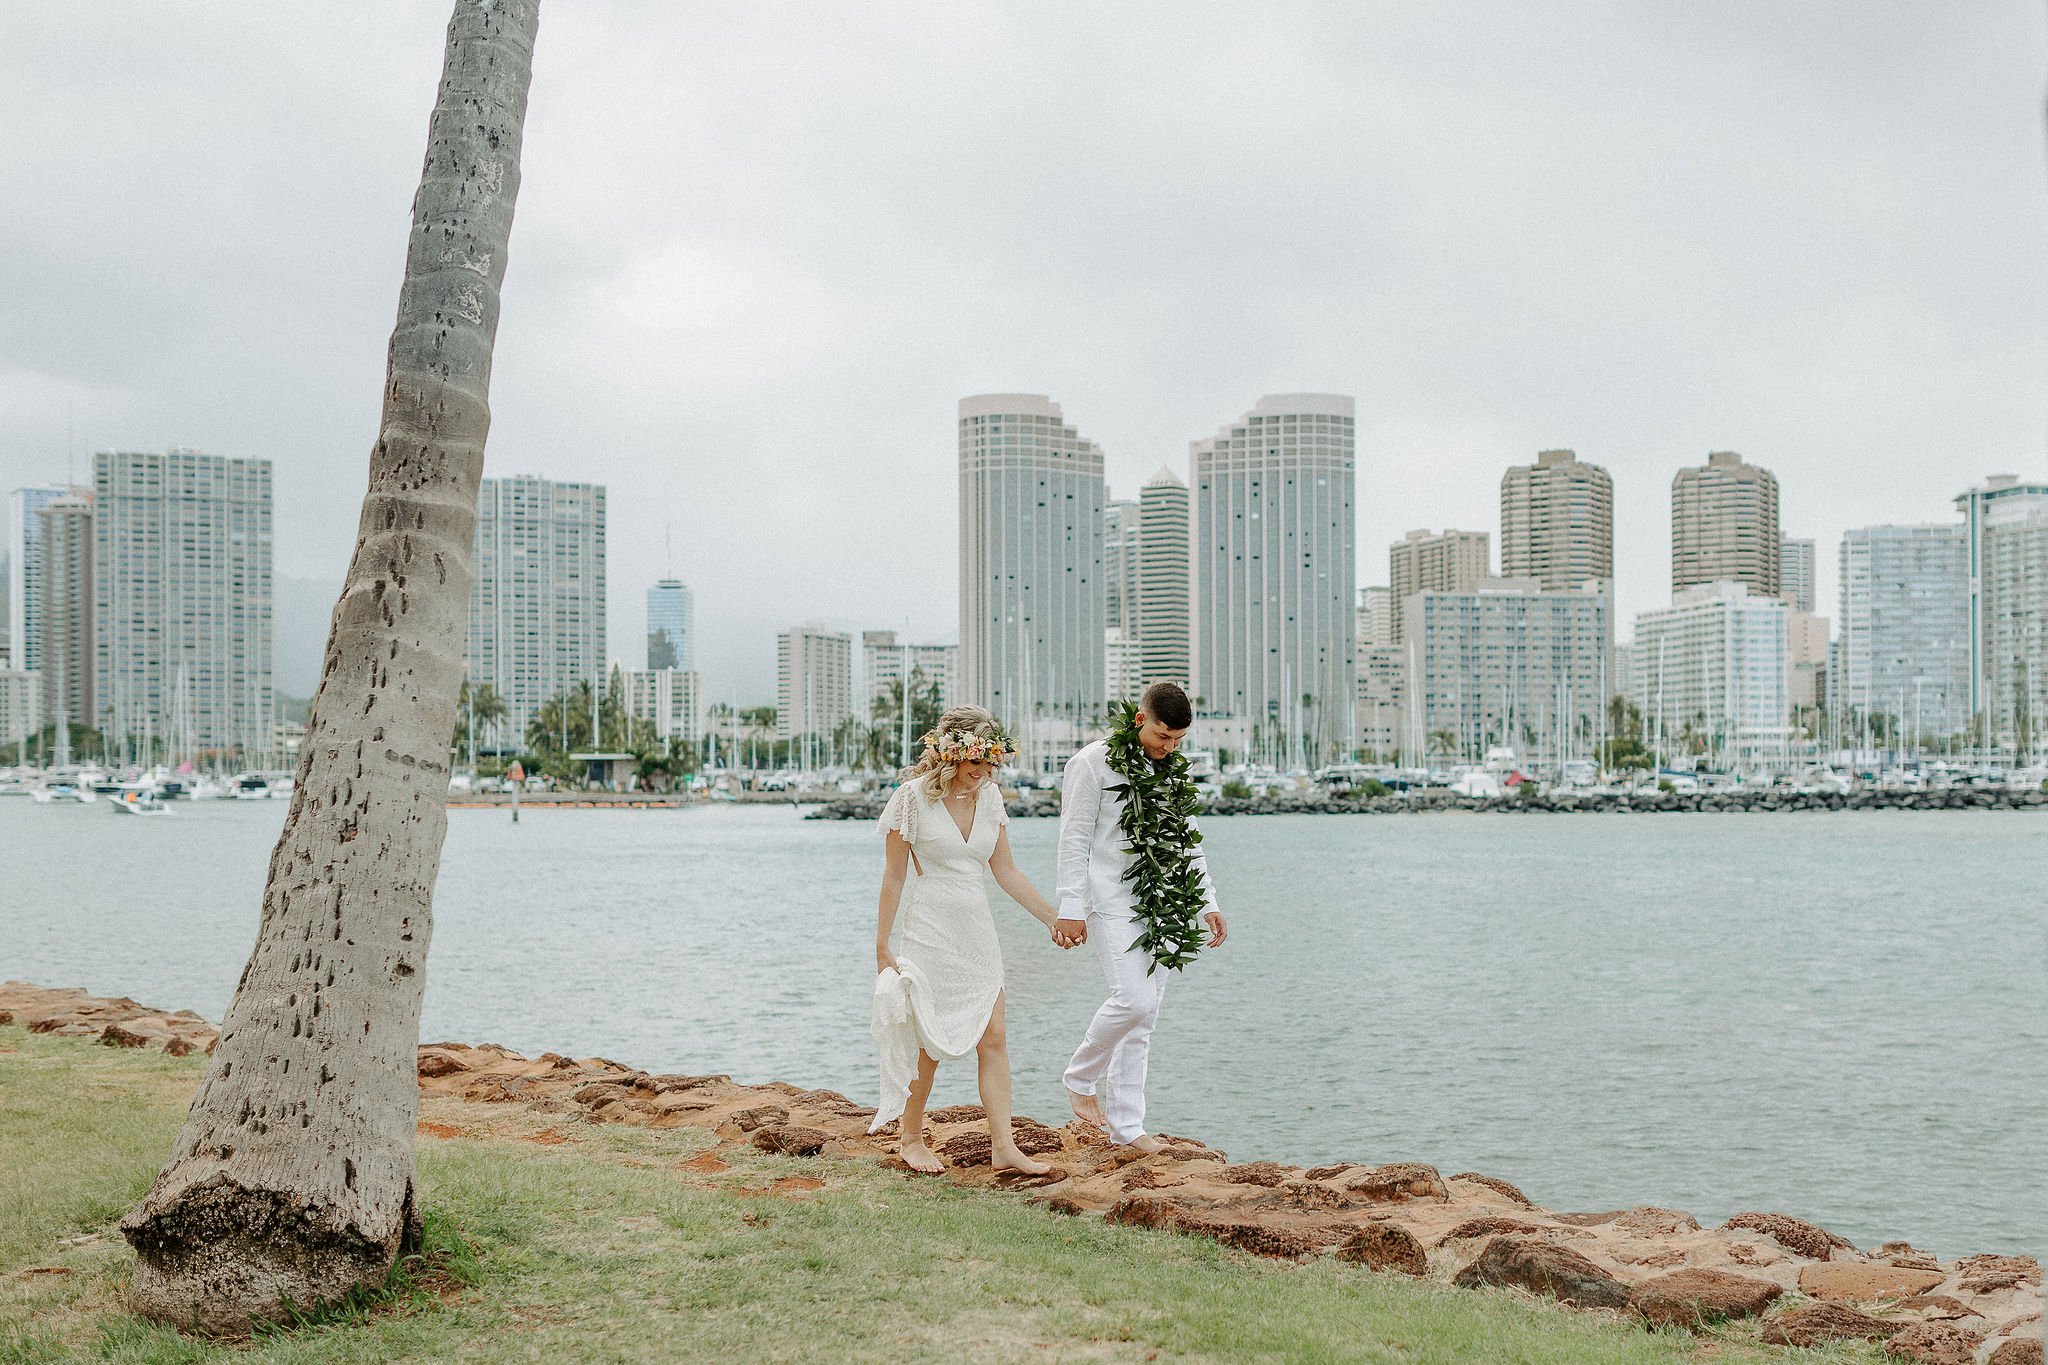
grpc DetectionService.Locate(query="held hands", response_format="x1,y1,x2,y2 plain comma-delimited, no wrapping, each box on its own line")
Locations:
1203,910,1228,948
1051,917,1088,950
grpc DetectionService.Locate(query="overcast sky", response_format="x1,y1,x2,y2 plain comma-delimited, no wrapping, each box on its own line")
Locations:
4,2,2044,699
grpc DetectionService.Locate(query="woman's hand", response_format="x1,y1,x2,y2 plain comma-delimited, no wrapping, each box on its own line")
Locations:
877,946,899,974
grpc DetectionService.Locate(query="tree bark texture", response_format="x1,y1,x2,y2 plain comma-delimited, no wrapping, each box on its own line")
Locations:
122,0,538,1333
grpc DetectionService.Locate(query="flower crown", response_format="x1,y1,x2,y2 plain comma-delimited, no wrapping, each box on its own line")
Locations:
921,726,1017,765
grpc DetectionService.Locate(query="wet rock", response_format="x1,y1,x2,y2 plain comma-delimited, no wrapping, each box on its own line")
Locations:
1345,1162,1449,1203
1452,1236,1629,1309
1336,1223,1428,1277
1759,1302,1898,1347
1720,1211,1854,1260
1799,1262,1946,1302
751,1124,832,1157
1884,1321,1984,1364
1628,1268,1782,1329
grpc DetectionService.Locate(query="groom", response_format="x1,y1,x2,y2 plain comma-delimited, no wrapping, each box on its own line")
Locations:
1054,681,1227,1153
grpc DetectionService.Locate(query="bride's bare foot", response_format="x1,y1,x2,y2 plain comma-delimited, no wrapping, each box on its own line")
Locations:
1066,1087,1105,1128
898,1140,944,1175
1118,1134,1167,1156
991,1146,1052,1177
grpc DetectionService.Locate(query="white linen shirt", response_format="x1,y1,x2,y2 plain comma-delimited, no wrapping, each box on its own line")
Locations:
1055,738,1221,922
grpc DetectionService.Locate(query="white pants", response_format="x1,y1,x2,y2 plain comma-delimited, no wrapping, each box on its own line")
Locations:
1063,903,1167,1144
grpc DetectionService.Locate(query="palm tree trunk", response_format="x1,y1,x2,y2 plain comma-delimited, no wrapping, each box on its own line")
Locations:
122,0,539,1333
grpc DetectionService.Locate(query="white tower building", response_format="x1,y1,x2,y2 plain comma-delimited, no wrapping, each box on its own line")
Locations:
1191,394,1357,762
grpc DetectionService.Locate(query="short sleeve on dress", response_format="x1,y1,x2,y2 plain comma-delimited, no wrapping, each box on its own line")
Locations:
987,783,1008,828
877,781,919,841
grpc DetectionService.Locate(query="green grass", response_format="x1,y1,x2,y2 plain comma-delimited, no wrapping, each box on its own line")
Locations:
0,1023,1889,1364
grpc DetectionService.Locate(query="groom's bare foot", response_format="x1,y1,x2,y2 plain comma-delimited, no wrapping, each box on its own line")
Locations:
990,1146,1052,1177
898,1140,944,1175
1066,1087,1105,1128
1117,1134,1167,1156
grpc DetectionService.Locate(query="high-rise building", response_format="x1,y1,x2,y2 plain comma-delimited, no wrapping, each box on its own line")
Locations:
861,630,957,716
1499,449,1613,593
958,394,1105,764
777,625,853,744
1191,394,1356,759
1780,537,1817,614
1103,498,1139,641
0,666,38,747
1788,611,1831,715
1835,525,1969,739
1403,578,1610,765
1632,581,1791,770
1956,474,2048,752
646,579,695,672
465,475,607,750
1136,468,1192,689
37,494,94,735
94,451,273,759
1357,586,1393,650
1671,451,1781,598
1355,644,1404,759
618,667,703,746
8,485,79,677
1388,529,1489,644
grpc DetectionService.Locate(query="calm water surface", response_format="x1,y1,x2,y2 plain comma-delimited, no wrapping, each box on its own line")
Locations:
3,798,2041,1257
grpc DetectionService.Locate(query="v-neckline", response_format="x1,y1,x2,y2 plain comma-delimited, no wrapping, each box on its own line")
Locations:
942,784,981,843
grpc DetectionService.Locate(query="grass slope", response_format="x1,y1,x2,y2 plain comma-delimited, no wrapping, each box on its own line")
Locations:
0,1024,1886,1364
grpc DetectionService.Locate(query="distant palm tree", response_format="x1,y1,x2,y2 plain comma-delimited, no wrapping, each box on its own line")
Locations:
1427,728,1457,760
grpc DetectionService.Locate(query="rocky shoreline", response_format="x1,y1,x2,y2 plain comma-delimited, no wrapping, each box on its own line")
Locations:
807,785,2048,821
4,981,2038,1363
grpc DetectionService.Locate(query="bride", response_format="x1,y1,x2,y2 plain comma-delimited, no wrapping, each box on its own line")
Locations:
870,705,1075,1176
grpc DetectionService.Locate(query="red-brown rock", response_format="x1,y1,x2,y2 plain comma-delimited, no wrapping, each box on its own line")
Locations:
1760,1303,1898,1347
751,1124,831,1157
1799,1262,1946,1302
1438,1216,1549,1245
1346,1162,1449,1203
1221,1161,1293,1186
1628,1268,1782,1329
1449,1172,1534,1206
1452,1236,1629,1309
726,1105,789,1132
1884,1321,1985,1364
1337,1223,1428,1277
1720,1211,1853,1260
1988,1341,2044,1365
1612,1206,1700,1237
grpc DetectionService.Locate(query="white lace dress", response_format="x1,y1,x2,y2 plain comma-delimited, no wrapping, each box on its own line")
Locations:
869,777,1007,1133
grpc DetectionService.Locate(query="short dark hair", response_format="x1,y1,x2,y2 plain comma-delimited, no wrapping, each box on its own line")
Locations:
1138,681,1192,729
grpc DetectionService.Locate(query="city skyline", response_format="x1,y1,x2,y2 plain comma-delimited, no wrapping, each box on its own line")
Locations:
3,5,2040,701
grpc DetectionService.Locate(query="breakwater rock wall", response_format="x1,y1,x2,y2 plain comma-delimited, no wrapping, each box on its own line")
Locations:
5,982,2040,1356
808,785,2048,821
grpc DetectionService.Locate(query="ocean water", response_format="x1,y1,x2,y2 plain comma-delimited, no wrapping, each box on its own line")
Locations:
3,798,2041,1257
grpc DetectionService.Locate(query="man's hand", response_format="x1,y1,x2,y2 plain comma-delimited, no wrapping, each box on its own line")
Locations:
1052,917,1088,949
1203,911,1228,948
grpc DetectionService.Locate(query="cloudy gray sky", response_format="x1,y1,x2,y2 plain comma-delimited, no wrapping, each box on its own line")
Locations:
4,2,2043,699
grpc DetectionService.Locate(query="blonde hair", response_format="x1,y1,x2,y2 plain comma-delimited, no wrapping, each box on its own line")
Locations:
902,704,1007,800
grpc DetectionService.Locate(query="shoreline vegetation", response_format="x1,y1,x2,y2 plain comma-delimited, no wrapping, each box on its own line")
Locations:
2,984,2038,1364
436,785,2048,816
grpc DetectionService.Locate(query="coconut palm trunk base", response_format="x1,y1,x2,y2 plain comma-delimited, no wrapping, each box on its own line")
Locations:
118,0,538,1333
125,1180,415,1334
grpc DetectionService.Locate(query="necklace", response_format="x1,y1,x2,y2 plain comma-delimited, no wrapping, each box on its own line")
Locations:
1102,699,1206,972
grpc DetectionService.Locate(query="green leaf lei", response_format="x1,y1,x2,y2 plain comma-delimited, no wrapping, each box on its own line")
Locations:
1101,699,1208,973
